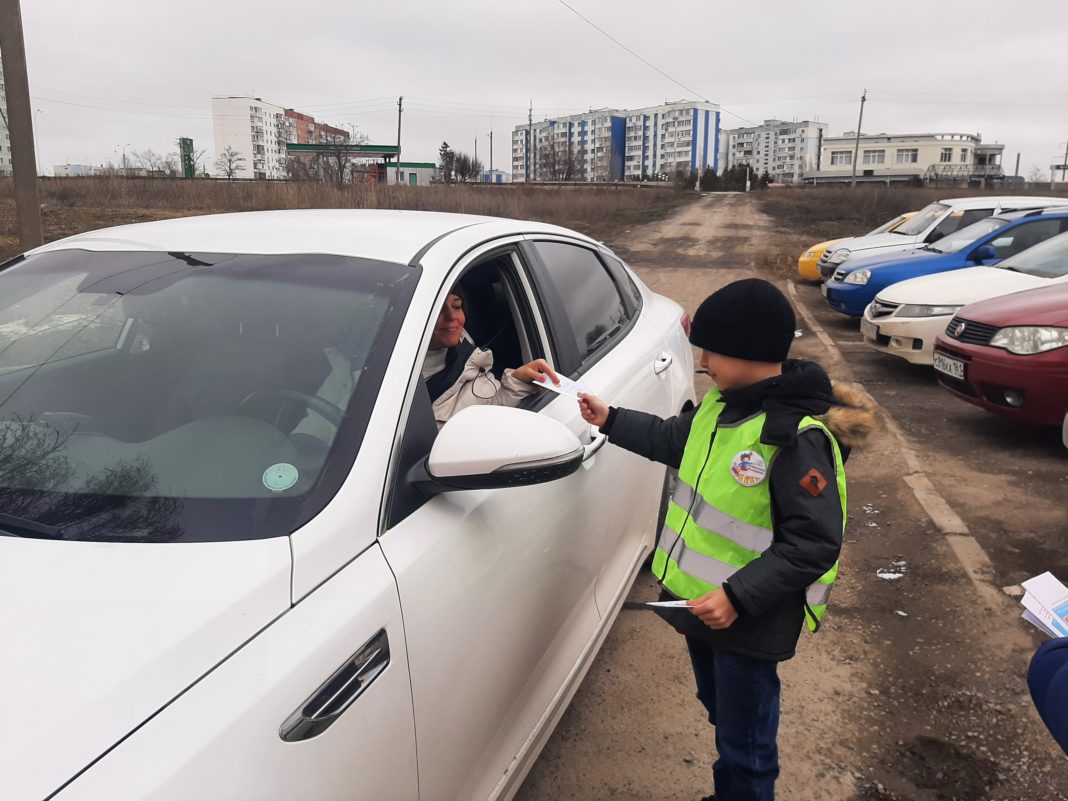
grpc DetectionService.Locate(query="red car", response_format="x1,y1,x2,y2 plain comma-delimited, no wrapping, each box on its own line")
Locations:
933,282,1068,429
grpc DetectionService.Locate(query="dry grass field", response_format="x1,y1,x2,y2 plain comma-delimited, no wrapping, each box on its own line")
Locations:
0,177,694,259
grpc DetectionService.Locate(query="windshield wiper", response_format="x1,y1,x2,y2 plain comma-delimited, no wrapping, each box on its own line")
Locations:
0,511,63,540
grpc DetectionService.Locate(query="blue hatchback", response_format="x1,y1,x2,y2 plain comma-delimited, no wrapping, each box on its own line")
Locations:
822,208,1068,317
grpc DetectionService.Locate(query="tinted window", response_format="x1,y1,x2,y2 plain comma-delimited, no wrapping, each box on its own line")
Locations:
532,242,629,366
930,208,994,240
930,218,1007,253
998,231,1068,278
986,219,1067,260
0,250,416,543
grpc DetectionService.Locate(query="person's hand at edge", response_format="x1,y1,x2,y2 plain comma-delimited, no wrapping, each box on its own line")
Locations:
513,359,560,386
578,393,609,428
689,588,738,630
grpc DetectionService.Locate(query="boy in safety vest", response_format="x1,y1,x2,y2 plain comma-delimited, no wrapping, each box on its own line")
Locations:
578,279,876,801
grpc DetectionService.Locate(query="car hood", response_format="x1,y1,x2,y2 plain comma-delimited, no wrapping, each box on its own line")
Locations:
840,247,949,274
878,266,1049,307
956,282,1068,327
839,231,919,255
0,535,291,801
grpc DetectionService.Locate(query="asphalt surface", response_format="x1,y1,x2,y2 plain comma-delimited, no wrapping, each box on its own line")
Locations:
514,193,1068,801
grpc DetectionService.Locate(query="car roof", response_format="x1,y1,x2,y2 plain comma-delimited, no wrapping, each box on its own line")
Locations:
28,209,599,267
935,196,1066,209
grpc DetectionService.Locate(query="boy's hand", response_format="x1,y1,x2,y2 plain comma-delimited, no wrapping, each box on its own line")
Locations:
513,358,560,386
578,393,609,428
689,589,738,630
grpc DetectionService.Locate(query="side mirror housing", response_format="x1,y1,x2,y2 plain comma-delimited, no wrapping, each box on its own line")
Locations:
971,244,997,262
419,405,583,492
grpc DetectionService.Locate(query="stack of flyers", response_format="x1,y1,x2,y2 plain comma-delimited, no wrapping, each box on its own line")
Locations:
1020,572,1068,638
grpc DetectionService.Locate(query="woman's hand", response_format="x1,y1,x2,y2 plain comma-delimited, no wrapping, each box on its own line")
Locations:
578,393,609,428
512,358,560,386
689,589,738,630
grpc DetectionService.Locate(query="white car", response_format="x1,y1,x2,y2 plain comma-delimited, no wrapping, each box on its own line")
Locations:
0,210,695,801
861,230,1068,365
819,195,1066,275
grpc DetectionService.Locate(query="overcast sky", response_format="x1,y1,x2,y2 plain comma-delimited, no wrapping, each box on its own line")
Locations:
22,0,1068,178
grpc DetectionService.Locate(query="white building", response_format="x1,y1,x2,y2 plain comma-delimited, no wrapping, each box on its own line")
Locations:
211,97,292,180
718,120,827,184
809,131,1005,185
54,163,94,177
623,101,720,181
511,100,720,183
0,61,12,177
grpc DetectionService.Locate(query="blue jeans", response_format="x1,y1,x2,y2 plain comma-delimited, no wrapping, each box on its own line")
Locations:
686,637,781,801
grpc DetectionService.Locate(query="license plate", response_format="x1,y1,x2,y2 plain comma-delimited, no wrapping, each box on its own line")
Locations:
860,319,878,340
933,352,965,380
821,283,829,297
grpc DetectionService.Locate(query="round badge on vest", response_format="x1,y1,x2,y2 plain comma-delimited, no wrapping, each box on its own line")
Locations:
730,450,767,487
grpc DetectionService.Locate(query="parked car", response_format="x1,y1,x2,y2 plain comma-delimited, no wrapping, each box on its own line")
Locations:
817,196,1066,279
860,230,1068,366
797,211,915,281
0,210,695,801
822,207,1068,316
933,282,1068,429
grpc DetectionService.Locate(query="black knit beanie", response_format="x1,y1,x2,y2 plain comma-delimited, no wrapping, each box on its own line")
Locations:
689,279,796,362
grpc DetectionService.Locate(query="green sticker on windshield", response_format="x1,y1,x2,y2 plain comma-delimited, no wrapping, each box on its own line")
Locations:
263,463,299,492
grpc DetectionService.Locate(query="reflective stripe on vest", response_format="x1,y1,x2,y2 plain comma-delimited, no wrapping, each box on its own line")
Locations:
652,389,846,633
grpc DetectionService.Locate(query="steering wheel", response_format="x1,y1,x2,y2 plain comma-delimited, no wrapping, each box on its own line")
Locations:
237,390,346,430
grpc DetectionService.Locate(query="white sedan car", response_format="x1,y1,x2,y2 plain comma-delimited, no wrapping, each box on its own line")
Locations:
0,210,695,801
861,231,1068,366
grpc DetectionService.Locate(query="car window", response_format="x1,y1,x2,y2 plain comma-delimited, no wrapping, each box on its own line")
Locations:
985,219,1067,260
0,249,416,543
997,230,1068,278
892,203,949,236
929,218,1007,253
530,241,630,374
930,208,994,240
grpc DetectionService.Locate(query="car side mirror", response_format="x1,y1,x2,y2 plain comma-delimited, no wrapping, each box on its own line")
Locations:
1062,411,1068,450
415,405,583,492
971,244,997,262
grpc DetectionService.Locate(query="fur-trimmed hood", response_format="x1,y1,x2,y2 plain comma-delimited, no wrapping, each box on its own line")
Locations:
824,380,879,448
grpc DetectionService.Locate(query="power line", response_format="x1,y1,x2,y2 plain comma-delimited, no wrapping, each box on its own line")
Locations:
550,0,755,125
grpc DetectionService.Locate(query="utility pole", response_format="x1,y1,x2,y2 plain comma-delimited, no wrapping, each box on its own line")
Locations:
1061,137,1068,187
528,100,534,183
473,136,478,180
395,96,403,185
0,0,42,247
1014,152,1020,178
488,129,493,176
850,89,867,189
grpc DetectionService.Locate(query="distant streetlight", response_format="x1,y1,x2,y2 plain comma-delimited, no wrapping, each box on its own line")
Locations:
32,108,42,175
117,143,130,173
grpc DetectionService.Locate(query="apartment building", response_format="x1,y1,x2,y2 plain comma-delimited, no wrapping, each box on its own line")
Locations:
808,131,1005,185
512,100,720,182
718,120,827,184
623,101,720,180
211,97,293,180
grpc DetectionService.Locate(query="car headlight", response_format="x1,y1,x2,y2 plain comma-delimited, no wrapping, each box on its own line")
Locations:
829,248,851,263
895,304,962,318
804,250,817,259
843,269,870,285
989,326,1068,355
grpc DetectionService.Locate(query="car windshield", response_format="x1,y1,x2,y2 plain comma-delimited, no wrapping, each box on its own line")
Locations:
891,203,949,236
0,249,415,543
996,231,1068,279
866,214,907,236
928,218,1009,253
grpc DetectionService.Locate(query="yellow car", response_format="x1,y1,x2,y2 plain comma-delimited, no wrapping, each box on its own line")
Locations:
797,212,916,281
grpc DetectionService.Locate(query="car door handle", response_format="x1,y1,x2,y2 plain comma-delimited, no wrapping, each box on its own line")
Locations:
279,629,390,743
654,351,673,375
583,425,607,462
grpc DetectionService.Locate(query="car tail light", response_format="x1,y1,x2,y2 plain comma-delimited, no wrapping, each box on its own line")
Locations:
681,313,691,337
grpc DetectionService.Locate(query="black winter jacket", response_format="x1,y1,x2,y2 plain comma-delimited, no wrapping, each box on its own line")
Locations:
602,360,861,662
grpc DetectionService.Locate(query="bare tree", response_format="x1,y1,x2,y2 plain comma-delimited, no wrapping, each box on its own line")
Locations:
539,136,579,181
132,149,166,173
453,152,484,183
316,129,370,187
215,145,247,180
1028,164,1048,184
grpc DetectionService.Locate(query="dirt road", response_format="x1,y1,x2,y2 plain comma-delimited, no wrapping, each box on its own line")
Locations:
514,194,1068,801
